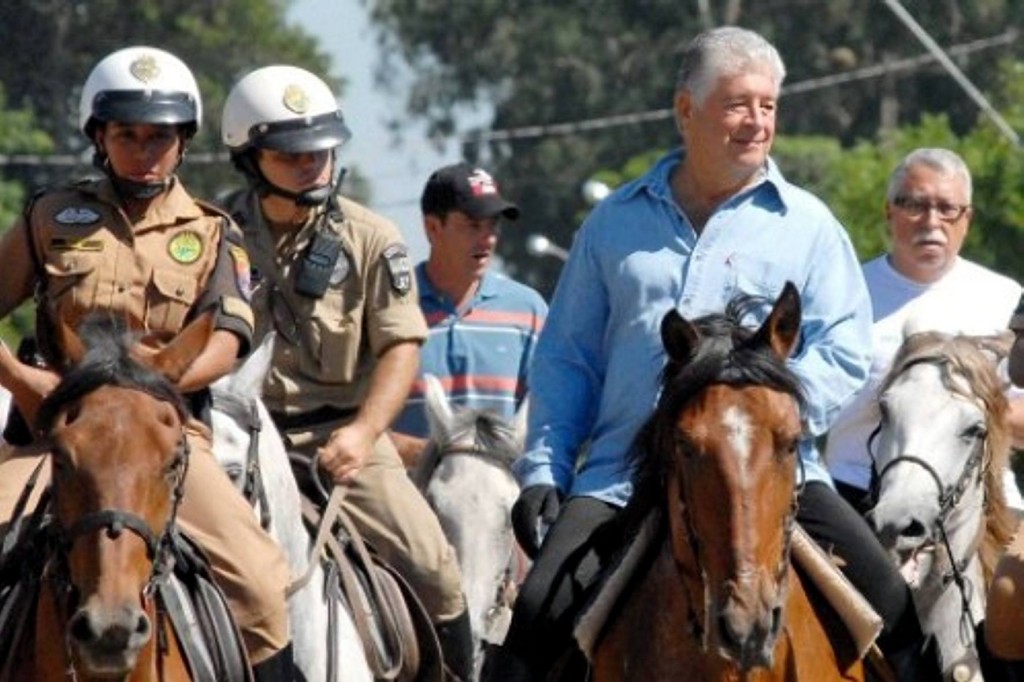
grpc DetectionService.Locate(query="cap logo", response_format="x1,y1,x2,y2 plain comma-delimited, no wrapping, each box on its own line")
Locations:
129,54,161,83
282,84,310,114
467,169,499,197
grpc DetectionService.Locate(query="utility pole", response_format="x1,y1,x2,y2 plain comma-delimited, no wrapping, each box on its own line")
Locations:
881,0,1020,146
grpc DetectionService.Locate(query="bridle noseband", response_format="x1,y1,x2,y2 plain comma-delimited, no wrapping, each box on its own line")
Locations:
49,432,191,603
867,356,989,649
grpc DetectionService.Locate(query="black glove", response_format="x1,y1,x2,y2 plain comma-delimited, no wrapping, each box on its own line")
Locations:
512,484,562,559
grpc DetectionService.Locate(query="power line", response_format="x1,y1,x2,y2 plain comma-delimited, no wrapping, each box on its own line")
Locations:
0,29,1017,168
462,29,1018,145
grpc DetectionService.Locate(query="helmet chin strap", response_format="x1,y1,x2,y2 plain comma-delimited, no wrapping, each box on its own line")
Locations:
92,144,183,201
233,148,344,208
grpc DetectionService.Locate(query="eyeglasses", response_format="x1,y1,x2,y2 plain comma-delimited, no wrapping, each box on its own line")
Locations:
892,195,969,222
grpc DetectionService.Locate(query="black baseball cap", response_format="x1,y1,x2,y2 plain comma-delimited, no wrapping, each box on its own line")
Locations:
421,162,520,220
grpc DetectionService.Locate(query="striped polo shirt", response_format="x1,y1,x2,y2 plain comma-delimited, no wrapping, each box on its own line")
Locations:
394,263,548,437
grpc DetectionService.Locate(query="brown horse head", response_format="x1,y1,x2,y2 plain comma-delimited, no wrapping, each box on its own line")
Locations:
629,283,804,671
36,313,211,677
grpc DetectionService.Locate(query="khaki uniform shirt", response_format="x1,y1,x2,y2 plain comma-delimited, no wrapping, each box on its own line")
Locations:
0,176,253,364
227,191,427,415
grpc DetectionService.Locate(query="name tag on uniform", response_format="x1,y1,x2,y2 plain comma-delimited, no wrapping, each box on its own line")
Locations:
50,237,103,252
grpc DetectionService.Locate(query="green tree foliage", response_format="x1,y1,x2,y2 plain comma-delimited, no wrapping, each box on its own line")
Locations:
0,0,342,343
0,0,336,199
364,0,1024,296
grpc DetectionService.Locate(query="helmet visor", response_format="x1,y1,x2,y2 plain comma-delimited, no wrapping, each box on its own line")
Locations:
91,90,198,126
250,111,352,153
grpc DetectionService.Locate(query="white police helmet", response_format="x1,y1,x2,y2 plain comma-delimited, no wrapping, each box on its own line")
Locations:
221,65,350,153
79,46,202,138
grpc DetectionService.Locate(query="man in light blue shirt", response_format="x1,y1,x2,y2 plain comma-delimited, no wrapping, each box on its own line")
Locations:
484,26,936,682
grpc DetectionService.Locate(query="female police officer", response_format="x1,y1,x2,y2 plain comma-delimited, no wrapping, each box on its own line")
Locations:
0,46,294,680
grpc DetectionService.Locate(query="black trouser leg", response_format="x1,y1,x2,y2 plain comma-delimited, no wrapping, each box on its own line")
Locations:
797,481,940,680
482,497,619,682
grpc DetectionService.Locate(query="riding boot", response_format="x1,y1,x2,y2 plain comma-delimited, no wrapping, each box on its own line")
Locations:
884,634,941,682
480,644,535,682
252,642,300,682
436,609,475,681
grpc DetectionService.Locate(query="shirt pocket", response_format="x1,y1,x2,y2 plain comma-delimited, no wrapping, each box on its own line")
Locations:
296,286,362,384
43,258,97,313
729,254,790,301
147,268,198,334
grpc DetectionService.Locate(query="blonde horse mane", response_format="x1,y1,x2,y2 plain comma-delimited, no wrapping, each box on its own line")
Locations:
880,330,1016,583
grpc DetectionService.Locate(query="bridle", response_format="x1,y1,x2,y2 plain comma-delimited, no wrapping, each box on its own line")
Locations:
211,391,271,529
670,429,805,648
867,356,990,649
44,423,190,679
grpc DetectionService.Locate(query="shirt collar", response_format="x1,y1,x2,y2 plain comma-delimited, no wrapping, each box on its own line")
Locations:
417,262,497,307
618,148,790,213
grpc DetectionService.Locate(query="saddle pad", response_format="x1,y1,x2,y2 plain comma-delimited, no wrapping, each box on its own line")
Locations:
790,525,883,660
574,512,659,658
158,532,254,682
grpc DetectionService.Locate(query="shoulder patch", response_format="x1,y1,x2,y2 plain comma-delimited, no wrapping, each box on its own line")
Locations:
382,244,412,295
229,245,253,301
54,207,100,225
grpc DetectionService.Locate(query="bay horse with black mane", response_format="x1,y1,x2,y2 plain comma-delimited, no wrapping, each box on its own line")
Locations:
1,315,223,681
589,283,865,681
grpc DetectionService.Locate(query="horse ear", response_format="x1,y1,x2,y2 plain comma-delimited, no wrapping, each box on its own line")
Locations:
661,308,700,364
753,281,802,359
56,317,87,366
423,374,454,439
220,331,275,400
146,311,216,383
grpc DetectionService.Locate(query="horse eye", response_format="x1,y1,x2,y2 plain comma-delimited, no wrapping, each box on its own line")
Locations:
961,423,987,442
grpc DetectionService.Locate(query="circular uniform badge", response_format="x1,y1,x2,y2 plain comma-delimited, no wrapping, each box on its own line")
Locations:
168,230,204,264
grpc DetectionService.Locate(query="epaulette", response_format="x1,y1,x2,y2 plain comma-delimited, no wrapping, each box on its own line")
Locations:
194,197,234,222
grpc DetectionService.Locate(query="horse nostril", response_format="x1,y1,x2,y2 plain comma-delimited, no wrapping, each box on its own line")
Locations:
900,518,927,540
69,610,98,645
135,612,151,639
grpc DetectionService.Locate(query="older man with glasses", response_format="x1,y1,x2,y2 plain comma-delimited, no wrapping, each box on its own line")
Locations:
826,146,1024,514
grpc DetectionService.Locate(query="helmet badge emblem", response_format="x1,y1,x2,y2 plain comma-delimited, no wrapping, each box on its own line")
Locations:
282,84,310,114
129,54,161,83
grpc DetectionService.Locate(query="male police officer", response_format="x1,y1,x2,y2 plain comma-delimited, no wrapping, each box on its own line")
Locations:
221,65,474,680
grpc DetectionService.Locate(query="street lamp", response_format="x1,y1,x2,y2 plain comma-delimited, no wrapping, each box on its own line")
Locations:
581,178,612,205
526,233,569,262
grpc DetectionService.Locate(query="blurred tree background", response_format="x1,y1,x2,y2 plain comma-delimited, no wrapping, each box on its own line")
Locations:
0,0,340,343
364,0,1024,299
0,0,1023,341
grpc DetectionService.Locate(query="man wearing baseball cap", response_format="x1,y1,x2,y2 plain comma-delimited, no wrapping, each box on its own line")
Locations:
391,162,548,464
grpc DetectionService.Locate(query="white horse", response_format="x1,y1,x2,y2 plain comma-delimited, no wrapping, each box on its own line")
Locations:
411,374,526,679
210,335,372,682
868,331,1018,682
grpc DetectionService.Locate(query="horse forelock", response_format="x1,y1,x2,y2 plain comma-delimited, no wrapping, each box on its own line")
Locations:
436,407,521,467
38,319,187,434
624,310,803,535
883,331,1016,581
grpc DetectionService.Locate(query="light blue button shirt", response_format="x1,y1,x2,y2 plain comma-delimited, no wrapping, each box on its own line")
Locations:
514,149,872,507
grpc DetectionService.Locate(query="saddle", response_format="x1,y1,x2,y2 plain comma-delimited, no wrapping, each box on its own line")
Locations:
293,486,444,682
575,514,883,662
0,481,252,682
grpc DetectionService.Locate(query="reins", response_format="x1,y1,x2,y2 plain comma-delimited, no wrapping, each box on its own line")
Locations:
867,355,990,649
211,391,271,530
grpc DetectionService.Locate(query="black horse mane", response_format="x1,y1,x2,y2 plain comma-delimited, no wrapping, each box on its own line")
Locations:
36,316,188,433
618,295,805,538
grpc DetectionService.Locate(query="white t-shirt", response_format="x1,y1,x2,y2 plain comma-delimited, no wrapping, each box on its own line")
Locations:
825,255,1022,506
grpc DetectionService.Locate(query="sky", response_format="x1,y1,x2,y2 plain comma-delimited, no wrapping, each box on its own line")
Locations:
287,0,467,263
